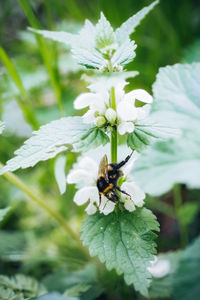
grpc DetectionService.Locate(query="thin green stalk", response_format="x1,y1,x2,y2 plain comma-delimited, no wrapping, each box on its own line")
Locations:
173,184,188,247
110,87,117,163
0,46,38,130
18,0,64,116
0,162,89,257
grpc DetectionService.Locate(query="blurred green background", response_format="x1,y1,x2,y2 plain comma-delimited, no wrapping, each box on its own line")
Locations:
0,0,200,298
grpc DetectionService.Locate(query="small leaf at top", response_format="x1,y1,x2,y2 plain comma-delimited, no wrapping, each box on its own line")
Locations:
95,12,115,49
81,208,159,296
116,0,159,44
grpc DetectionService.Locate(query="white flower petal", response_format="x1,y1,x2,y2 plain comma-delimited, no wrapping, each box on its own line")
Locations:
136,104,151,120
99,196,115,215
105,108,117,124
85,203,97,215
74,93,98,109
67,169,94,186
118,121,134,135
129,89,153,104
124,198,136,212
78,157,98,173
148,258,170,278
74,186,99,205
117,100,138,121
121,181,145,207
82,109,96,123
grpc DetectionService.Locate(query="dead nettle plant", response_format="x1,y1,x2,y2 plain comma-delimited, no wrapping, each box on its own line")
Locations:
0,1,182,296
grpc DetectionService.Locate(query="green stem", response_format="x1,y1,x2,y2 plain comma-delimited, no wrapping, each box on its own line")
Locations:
110,87,117,163
0,162,89,257
173,184,188,247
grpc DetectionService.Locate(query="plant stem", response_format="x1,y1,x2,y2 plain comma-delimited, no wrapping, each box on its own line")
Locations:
110,87,117,163
0,162,89,257
173,184,188,247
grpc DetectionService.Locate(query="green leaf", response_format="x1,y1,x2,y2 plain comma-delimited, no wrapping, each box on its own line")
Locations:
0,207,10,223
172,236,200,300
152,63,200,134
95,12,115,49
0,117,103,175
29,28,76,46
111,39,137,67
0,121,5,134
0,274,45,298
133,137,200,196
116,0,159,44
133,63,200,196
54,154,67,195
37,293,67,300
80,208,159,297
127,119,179,152
74,127,109,152
0,287,21,300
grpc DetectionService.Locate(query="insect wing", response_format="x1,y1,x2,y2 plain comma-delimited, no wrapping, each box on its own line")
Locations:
98,154,108,182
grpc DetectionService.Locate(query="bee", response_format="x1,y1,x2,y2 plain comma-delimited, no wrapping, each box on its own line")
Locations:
97,152,133,206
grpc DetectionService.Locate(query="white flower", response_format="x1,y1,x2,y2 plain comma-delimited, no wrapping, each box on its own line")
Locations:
116,89,153,135
147,256,171,278
67,151,145,215
74,85,153,136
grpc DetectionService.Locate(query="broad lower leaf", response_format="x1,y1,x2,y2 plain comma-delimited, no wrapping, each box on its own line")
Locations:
127,119,179,152
133,63,200,196
0,207,10,223
54,154,67,195
172,236,200,300
116,0,159,44
0,121,5,134
152,63,200,134
81,208,159,296
95,12,115,49
0,117,108,174
133,136,200,196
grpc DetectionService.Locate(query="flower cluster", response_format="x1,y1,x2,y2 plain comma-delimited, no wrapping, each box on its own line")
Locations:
67,151,145,215
74,82,153,135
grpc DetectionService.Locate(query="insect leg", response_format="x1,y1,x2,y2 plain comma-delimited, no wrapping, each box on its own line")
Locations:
116,186,131,198
99,193,102,206
116,151,134,169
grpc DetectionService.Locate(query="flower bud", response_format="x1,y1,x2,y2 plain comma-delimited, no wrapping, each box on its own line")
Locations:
105,108,117,125
95,116,106,127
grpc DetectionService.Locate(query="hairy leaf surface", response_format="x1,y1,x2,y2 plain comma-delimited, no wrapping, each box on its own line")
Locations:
0,117,109,174
81,208,159,296
133,63,200,195
116,0,159,44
